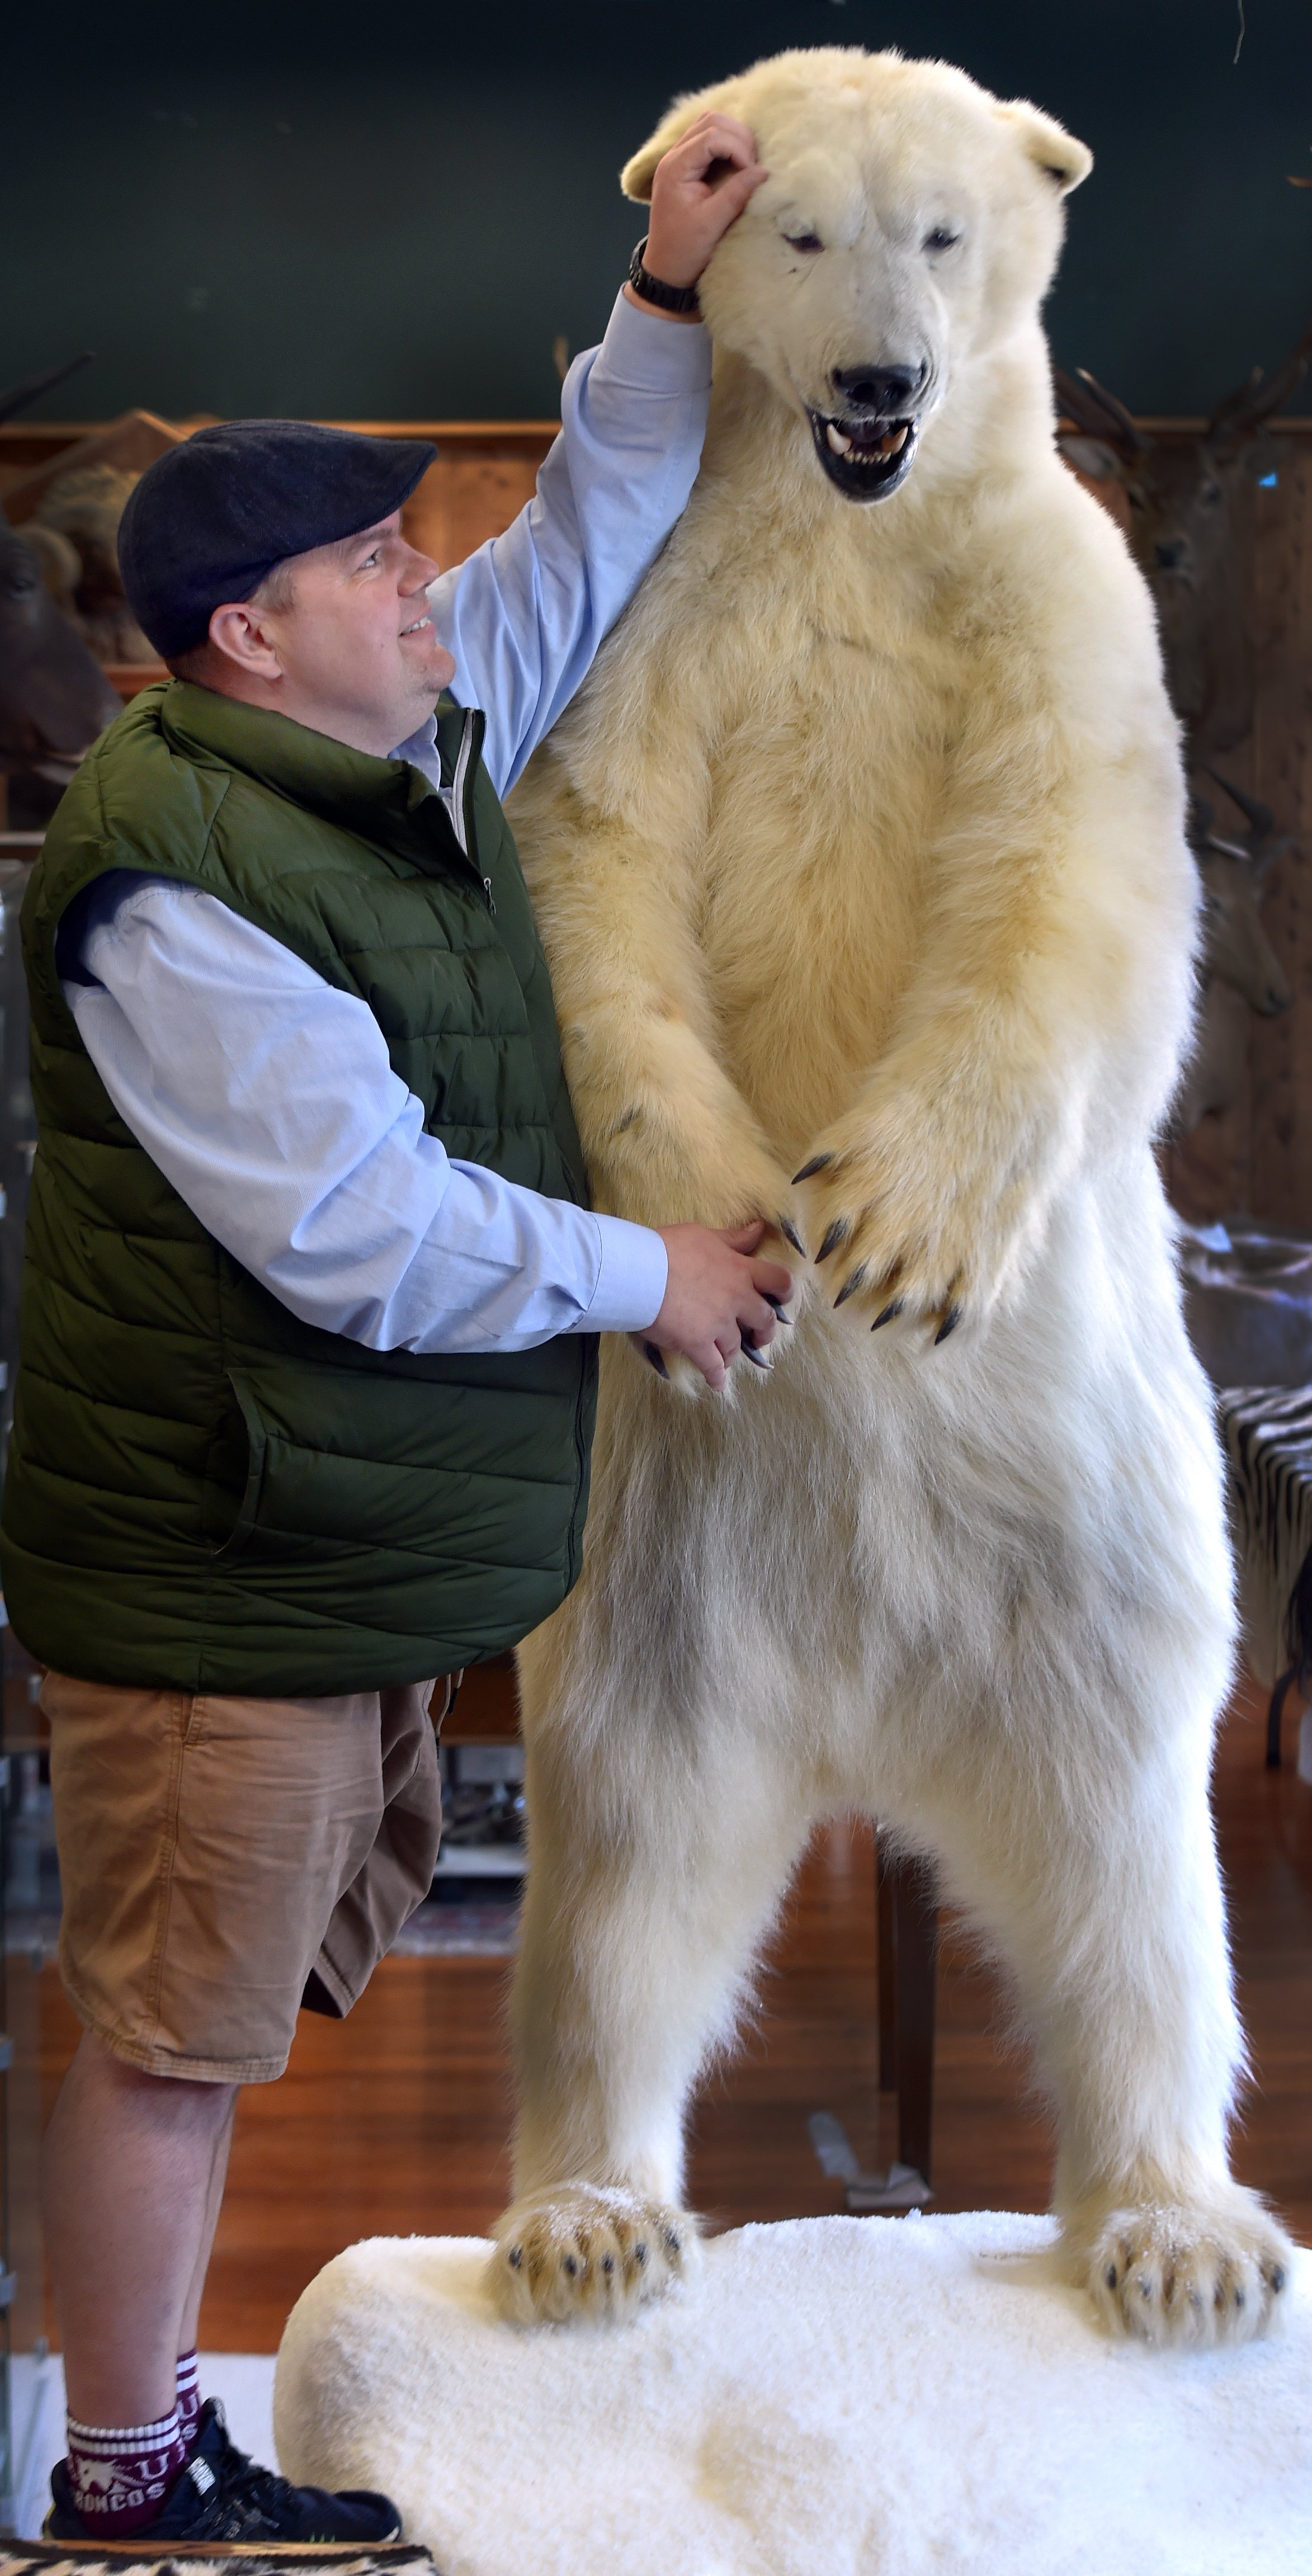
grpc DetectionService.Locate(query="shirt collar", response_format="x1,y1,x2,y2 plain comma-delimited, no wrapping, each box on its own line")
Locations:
389,711,446,797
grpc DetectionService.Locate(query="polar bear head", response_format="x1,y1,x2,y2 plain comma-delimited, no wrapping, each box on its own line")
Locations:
624,46,1091,503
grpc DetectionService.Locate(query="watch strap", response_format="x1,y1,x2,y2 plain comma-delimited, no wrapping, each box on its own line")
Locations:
627,237,701,315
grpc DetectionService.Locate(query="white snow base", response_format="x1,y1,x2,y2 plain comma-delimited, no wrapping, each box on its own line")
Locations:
273,2212,1312,2576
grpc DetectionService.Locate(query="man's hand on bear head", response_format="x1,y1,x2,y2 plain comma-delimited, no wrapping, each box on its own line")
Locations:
633,112,769,306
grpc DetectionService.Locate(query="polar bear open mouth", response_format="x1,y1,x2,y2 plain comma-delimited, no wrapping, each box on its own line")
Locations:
807,409,919,502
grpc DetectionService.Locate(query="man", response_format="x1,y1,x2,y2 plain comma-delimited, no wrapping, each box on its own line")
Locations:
2,114,790,2544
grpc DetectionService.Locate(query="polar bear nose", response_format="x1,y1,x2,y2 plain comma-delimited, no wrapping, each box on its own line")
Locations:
830,361,927,415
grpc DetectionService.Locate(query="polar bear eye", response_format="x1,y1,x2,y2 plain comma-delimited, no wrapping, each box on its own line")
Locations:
784,230,824,254
923,227,961,253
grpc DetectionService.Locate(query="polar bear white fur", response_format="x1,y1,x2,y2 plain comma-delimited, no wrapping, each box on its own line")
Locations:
489,46,1295,2344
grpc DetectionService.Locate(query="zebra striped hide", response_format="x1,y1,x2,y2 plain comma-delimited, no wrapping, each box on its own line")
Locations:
1220,1384,1312,1688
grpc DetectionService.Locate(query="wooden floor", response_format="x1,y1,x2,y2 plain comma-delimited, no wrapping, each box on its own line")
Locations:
37,1667,1312,2352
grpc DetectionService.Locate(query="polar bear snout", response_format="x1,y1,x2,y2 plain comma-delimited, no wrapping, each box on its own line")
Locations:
831,358,931,415
806,357,931,502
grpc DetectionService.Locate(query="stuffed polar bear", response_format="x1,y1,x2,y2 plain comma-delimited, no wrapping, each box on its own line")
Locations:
490,46,1295,2344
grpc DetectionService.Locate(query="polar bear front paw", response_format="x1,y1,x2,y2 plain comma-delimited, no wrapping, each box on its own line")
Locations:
489,2182,700,2325
1076,2189,1294,2347
792,1086,1046,1342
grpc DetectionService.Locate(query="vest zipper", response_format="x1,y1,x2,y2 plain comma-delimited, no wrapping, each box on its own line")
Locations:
448,710,495,913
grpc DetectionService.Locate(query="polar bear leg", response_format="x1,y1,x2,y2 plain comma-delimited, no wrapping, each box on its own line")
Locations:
488,1616,811,2325
905,1620,1294,2347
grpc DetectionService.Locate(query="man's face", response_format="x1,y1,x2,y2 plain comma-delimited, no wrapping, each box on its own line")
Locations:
208,509,456,756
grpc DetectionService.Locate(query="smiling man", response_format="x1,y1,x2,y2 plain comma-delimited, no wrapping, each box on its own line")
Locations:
2,113,791,2546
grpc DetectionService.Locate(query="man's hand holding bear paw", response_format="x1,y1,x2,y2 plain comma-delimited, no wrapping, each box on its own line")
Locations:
639,1221,795,1391
793,1081,1057,1346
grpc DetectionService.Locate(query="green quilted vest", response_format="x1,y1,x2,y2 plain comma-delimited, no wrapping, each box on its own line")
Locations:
0,681,597,1694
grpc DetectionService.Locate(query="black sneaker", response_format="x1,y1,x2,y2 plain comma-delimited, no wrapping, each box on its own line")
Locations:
45,2397,402,2544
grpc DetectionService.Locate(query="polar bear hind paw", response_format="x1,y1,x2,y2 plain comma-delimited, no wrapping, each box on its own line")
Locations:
489,2182,700,2325
1077,2190,1294,2347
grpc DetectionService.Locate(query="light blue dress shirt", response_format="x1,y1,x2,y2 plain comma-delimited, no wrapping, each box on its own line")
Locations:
62,292,711,1356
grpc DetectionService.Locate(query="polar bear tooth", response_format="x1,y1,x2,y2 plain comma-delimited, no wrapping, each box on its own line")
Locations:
879,426,911,456
826,423,853,455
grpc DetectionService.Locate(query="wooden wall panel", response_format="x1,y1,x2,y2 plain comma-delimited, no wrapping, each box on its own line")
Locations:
1132,426,1312,1230
1160,463,1263,1227
1249,441,1312,1229
7,413,1312,1233
1,417,557,579
401,438,553,573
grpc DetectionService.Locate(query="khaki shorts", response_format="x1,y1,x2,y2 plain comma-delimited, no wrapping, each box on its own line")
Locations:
45,1671,450,2083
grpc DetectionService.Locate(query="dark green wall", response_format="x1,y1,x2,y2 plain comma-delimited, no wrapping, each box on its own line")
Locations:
3,0,1309,424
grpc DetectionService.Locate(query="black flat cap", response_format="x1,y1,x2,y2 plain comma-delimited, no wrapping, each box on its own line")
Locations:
117,419,437,659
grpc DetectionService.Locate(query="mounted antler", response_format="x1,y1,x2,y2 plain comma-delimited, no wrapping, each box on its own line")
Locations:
1053,364,1147,457
0,353,93,432
1205,315,1312,454
1205,770,1302,880
1055,320,1312,756
1173,772,1297,1133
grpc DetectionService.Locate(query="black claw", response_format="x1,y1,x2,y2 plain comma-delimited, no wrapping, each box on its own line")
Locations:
792,1154,833,1185
739,1333,770,1370
815,1219,850,1265
666,2230,682,2255
872,1298,904,1330
934,1304,963,1346
508,2245,523,2269
563,2253,578,2277
777,1214,807,1257
643,1341,669,1379
1105,2264,1117,2290
1271,2264,1287,2294
833,1265,868,1309
601,2254,615,2276
633,2241,648,2266
761,1291,793,1320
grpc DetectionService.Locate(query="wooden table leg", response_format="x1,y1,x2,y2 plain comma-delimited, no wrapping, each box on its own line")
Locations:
876,1838,939,2187
877,1837,898,2093
893,1851,938,2188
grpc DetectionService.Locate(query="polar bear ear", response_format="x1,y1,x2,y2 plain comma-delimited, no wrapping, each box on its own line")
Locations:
996,100,1093,197
621,81,744,202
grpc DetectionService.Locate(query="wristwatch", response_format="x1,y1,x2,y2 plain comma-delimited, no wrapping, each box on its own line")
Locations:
627,237,701,315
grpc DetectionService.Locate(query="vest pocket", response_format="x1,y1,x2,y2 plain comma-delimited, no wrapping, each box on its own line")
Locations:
202,1351,588,1683
207,1373,270,1563
209,1354,581,1564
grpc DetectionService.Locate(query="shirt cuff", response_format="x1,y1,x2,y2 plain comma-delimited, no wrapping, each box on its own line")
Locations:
593,286,714,395
581,1212,669,1334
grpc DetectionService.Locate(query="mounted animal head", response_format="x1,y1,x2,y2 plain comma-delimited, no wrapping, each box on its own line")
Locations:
34,465,139,610
0,521,121,770
31,462,153,663
1055,323,1312,754
624,47,1090,504
1191,773,1296,1017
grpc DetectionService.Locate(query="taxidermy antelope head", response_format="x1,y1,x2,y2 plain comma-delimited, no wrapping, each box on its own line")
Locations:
1171,773,1297,1135
1055,320,1312,758
1195,773,1295,1018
